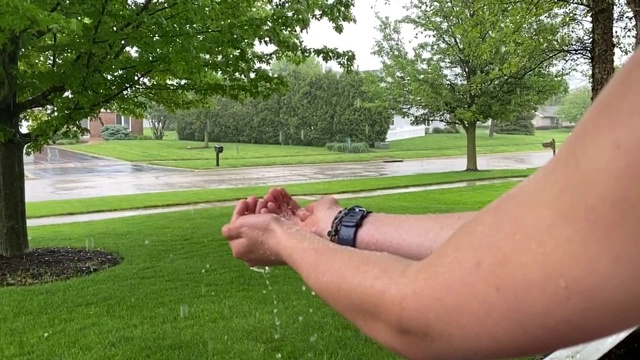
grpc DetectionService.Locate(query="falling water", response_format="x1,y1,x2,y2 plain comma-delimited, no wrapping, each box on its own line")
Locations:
250,266,281,340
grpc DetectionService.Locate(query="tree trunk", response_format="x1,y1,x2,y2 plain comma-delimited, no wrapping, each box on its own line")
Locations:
204,118,210,148
489,119,496,137
465,121,479,171
590,0,615,101
0,122,29,257
627,0,640,49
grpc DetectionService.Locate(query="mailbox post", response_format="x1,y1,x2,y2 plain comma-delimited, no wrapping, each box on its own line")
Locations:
542,138,556,156
214,145,224,167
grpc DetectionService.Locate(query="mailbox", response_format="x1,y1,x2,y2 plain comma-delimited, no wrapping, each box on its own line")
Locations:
214,145,224,167
541,138,556,156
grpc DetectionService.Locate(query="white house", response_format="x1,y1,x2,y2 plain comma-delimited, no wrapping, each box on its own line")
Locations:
386,107,448,141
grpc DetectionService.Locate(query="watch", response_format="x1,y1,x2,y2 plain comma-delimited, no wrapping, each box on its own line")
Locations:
328,206,371,248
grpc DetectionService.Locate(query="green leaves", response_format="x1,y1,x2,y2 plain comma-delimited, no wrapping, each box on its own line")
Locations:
373,0,570,127
557,86,591,123
1,0,357,150
174,62,392,147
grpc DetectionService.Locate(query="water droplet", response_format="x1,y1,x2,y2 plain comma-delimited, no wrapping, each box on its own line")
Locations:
201,269,205,273
144,240,150,245
180,304,189,318
302,285,306,291
276,353,282,358
310,291,316,296
275,319,281,326
44,332,49,338
298,316,303,322
206,264,210,268
309,334,317,342
309,309,313,313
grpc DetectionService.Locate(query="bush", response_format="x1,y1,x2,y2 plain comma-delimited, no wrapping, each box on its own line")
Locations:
133,135,153,140
496,116,536,135
432,127,445,134
101,125,131,140
444,126,460,134
326,142,369,153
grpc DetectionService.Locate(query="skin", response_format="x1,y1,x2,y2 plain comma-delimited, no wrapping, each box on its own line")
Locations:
242,191,475,261
222,49,640,360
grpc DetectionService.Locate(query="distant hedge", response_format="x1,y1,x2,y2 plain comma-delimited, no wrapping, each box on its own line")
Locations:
176,69,393,147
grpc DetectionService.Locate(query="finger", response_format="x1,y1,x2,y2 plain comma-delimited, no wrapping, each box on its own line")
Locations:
256,199,266,213
267,201,279,214
246,196,259,214
259,208,270,214
272,188,286,209
231,200,249,222
221,222,243,240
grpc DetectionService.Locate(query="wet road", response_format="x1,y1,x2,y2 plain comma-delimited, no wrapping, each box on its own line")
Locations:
25,147,553,202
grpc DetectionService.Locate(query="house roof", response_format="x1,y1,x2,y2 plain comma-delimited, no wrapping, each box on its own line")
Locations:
536,106,559,118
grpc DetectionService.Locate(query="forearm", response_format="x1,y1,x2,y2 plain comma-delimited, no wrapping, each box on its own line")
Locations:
355,211,477,260
278,228,418,357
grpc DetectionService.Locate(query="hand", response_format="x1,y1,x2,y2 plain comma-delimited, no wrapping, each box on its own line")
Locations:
222,199,294,267
263,188,343,240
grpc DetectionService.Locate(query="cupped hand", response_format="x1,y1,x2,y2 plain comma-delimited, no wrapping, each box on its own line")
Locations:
262,188,343,239
223,199,295,266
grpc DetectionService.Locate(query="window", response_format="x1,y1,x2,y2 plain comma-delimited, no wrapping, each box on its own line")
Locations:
115,114,131,129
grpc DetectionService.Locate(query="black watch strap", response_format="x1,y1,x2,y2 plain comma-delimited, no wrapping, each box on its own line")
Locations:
329,206,371,248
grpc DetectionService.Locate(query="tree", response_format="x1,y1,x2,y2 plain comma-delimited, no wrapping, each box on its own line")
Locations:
0,1,357,256
626,0,640,49
373,0,568,171
557,86,592,124
495,112,536,136
145,103,174,140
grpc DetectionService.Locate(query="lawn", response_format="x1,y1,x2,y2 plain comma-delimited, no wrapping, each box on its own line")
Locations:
26,168,536,218
63,129,570,169
2,182,542,360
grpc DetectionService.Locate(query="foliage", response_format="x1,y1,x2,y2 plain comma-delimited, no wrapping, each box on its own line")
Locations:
0,0,359,255
1,0,358,152
373,0,570,169
145,103,175,140
326,142,370,153
101,125,131,141
175,65,393,147
495,112,536,136
557,86,592,123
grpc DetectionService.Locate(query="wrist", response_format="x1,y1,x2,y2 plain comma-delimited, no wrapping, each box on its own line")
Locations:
327,206,372,248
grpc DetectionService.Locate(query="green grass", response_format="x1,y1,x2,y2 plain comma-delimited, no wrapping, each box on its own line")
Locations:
3,182,538,360
63,129,570,169
26,168,536,219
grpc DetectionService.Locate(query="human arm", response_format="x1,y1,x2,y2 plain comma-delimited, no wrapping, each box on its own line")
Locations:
225,51,640,359
260,189,477,260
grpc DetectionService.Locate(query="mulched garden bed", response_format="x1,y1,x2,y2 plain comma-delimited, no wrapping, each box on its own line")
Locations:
0,247,121,287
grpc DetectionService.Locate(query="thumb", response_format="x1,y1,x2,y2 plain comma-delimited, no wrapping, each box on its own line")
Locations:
221,221,243,240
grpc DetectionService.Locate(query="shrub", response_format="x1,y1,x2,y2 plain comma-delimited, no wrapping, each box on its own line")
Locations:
133,135,153,140
326,142,369,153
55,139,79,145
101,125,131,140
432,127,445,134
444,126,460,134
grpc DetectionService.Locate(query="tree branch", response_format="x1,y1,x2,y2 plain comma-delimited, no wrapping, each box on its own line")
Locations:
17,85,65,112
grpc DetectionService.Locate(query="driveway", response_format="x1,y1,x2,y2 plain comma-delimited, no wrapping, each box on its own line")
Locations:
24,147,181,179
25,149,553,202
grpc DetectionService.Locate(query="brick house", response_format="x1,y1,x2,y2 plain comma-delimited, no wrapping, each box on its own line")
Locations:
80,111,144,138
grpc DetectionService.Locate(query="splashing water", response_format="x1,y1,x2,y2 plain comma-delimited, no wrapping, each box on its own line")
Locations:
180,304,189,318
250,266,281,340
85,238,94,250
